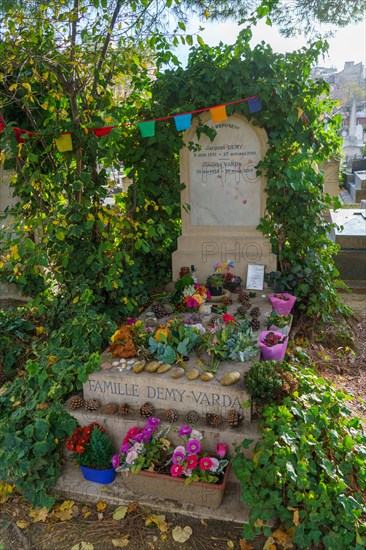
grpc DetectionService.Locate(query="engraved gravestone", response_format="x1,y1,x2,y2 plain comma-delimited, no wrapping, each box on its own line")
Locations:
172,112,276,281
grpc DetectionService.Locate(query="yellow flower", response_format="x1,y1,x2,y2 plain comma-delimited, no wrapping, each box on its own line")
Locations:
192,293,203,306
154,328,169,342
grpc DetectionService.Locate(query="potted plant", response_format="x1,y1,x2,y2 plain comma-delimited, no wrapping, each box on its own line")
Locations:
259,330,288,361
66,422,116,484
114,420,230,509
266,311,292,336
221,261,242,293
268,293,296,316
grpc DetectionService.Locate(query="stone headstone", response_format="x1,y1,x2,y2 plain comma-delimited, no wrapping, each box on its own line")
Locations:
321,157,340,198
351,158,366,173
172,112,276,281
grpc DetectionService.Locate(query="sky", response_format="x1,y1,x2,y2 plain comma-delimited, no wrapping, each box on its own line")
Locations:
178,17,366,72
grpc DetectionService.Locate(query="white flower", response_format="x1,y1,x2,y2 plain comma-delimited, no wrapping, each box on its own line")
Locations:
132,442,143,452
191,323,206,335
182,285,196,297
125,450,138,464
209,457,219,472
183,468,192,477
190,430,203,441
174,445,186,454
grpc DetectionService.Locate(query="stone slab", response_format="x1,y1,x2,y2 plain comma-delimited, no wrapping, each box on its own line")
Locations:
355,171,366,190
330,209,366,249
351,159,366,173
55,462,252,524
334,250,366,288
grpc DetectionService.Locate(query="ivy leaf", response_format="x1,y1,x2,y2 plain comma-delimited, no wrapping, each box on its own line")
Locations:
172,525,193,543
112,506,128,520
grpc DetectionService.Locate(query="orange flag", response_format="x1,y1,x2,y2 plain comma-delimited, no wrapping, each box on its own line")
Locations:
210,105,227,123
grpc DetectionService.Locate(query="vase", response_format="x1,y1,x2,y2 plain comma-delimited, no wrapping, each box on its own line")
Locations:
80,465,116,484
121,465,230,509
268,293,296,316
259,330,288,361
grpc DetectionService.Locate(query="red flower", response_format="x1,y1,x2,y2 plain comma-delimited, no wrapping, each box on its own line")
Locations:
186,455,198,470
123,426,141,444
199,457,213,471
222,314,235,324
170,464,184,477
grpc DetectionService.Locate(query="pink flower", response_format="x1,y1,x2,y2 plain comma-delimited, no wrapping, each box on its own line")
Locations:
222,313,236,324
216,443,227,458
170,464,184,477
178,425,192,437
209,457,219,472
125,450,138,464
199,457,213,470
186,439,201,455
186,297,199,308
111,454,120,469
186,455,198,470
206,289,211,300
172,450,186,464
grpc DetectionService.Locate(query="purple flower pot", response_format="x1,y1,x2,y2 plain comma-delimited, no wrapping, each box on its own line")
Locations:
259,330,288,361
80,465,116,484
268,293,296,316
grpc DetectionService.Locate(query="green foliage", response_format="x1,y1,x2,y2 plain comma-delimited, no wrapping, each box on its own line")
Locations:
266,311,291,329
79,428,114,469
244,360,284,402
233,362,366,548
148,319,201,364
201,319,257,363
0,307,35,380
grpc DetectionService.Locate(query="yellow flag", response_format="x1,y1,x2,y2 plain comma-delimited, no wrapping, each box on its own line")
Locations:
210,105,227,123
54,134,73,152
297,107,304,120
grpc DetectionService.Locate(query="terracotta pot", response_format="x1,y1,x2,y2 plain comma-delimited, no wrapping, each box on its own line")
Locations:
121,465,230,509
80,465,116,484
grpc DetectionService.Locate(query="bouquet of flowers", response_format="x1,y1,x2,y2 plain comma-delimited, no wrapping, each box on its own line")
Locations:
148,318,203,365
168,425,228,485
66,423,114,469
113,418,170,474
201,315,258,363
172,274,210,311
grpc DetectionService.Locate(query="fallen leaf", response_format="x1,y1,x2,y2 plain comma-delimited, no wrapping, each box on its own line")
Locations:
52,509,73,521
29,507,48,522
227,542,234,548
293,510,300,526
127,501,138,514
36,402,49,410
96,501,107,512
200,518,208,527
263,537,276,550
71,543,94,550
159,438,171,448
240,540,254,550
97,512,104,521
113,506,128,520
172,526,192,543
83,511,92,519
112,536,129,548
273,527,291,545
16,520,30,529
145,514,168,533
59,500,75,511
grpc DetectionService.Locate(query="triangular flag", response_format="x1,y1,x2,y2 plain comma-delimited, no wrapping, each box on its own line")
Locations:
210,105,227,123
248,97,262,113
174,114,192,132
92,126,113,137
54,133,73,152
138,121,155,138
297,107,304,120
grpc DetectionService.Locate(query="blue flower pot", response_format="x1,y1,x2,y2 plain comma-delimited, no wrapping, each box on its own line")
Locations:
80,465,116,484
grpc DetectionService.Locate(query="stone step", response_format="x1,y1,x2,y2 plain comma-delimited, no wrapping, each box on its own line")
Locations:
355,171,366,190
348,182,366,203
55,461,251,524
66,405,262,483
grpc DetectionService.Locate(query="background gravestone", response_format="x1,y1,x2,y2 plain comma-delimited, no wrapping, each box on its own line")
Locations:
172,112,276,281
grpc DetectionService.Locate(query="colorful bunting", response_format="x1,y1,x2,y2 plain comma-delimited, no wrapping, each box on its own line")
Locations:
54,134,73,152
297,107,304,120
92,127,113,137
210,105,227,123
138,121,156,138
174,113,192,132
248,97,262,113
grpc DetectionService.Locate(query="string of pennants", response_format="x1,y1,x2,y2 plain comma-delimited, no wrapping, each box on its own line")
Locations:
0,96,263,153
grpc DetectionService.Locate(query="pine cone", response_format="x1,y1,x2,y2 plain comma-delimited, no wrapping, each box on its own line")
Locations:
186,410,199,424
139,402,155,418
280,371,298,395
236,305,249,316
165,409,178,423
151,303,168,319
249,318,261,331
222,295,233,306
102,402,119,415
69,395,85,410
206,413,223,428
118,403,131,415
162,303,175,316
238,291,250,304
227,410,242,428
250,306,260,318
85,399,100,411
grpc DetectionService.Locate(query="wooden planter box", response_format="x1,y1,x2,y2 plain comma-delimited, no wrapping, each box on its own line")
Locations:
121,465,230,509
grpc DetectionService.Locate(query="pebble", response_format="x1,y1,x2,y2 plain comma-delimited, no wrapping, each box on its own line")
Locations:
112,361,120,367
133,361,146,374
170,367,185,379
127,359,137,365
220,371,241,386
146,361,161,373
119,358,126,364
101,362,113,370
157,364,172,374
200,372,214,382
187,368,200,380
